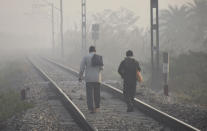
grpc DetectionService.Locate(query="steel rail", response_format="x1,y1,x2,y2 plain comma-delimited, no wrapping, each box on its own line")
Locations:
42,56,200,131
28,57,97,131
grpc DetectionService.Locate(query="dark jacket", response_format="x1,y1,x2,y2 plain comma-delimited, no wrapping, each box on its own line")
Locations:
118,57,141,85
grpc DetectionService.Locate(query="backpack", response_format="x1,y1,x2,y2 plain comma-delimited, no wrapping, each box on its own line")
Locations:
91,54,103,67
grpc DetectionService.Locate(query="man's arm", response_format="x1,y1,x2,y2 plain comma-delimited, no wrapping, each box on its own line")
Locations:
99,56,104,71
100,65,104,71
135,60,143,83
135,61,141,72
79,57,86,81
118,61,125,78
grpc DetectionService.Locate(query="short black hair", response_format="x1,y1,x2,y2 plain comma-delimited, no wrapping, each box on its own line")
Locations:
89,46,96,53
126,50,133,57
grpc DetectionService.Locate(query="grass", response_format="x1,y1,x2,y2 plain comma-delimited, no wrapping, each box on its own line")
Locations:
0,57,34,122
0,90,33,122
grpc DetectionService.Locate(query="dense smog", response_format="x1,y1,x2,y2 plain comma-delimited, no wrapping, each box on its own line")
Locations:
0,0,206,131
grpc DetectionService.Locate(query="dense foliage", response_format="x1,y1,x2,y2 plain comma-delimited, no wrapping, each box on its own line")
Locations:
170,51,207,105
160,0,207,55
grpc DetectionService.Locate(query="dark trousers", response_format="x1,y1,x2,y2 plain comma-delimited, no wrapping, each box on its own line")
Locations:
123,82,136,110
86,82,100,110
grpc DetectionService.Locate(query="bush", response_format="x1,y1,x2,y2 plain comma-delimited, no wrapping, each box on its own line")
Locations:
169,51,207,105
0,58,33,122
0,90,33,122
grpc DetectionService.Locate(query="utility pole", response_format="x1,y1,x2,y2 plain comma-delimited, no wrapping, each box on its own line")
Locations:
92,24,99,48
60,0,64,58
163,52,169,96
82,0,87,55
51,3,55,55
32,0,57,55
150,0,160,89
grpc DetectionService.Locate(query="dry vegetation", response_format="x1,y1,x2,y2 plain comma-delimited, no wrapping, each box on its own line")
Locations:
0,57,33,123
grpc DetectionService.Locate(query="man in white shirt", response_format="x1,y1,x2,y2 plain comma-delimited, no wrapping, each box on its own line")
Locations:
79,46,103,113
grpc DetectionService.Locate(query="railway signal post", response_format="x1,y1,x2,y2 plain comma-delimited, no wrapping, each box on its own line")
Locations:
60,0,64,58
163,52,169,96
92,24,99,47
82,0,87,55
51,3,55,55
150,0,161,89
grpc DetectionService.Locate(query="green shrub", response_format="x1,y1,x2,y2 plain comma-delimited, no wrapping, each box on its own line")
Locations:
0,58,33,122
169,51,207,105
0,90,33,122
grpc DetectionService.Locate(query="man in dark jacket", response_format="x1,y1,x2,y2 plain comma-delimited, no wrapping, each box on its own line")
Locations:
118,50,142,112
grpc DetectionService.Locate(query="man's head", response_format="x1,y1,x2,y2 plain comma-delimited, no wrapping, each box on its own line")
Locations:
89,46,96,53
126,50,133,57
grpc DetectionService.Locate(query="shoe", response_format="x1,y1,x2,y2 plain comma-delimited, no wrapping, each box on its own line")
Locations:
95,108,100,112
89,109,96,113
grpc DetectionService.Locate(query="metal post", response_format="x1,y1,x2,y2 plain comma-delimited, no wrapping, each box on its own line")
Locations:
150,0,160,88
60,0,64,57
93,40,96,47
82,0,87,55
150,0,154,85
51,4,55,55
92,24,99,48
156,1,160,71
163,52,169,96
21,89,26,100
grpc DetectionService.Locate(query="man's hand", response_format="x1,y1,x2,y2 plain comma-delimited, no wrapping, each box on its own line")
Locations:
137,71,143,83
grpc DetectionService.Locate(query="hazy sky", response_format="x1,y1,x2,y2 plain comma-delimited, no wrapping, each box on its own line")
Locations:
0,0,192,40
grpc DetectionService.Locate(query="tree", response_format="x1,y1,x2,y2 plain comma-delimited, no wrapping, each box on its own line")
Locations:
187,0,207,44
92,8,143,60
91,8,145,80
160,5,191,55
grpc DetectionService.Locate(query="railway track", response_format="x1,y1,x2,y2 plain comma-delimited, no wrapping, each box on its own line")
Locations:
28,57,95,131
29,56,200,131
